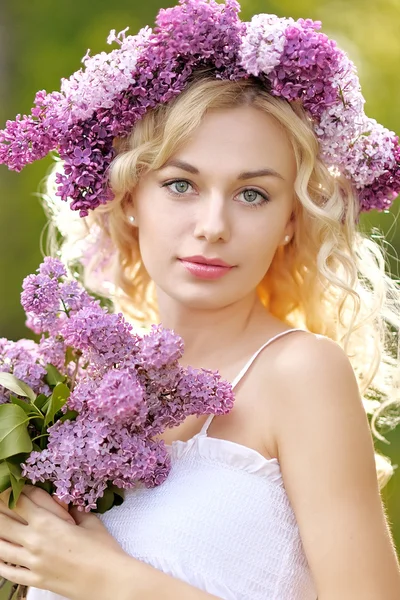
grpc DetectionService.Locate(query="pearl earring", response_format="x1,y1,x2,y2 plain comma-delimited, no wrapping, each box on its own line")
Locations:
284,235,290,243
128,215,136,224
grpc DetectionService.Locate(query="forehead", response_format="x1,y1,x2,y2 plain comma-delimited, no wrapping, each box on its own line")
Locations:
167,105,297,183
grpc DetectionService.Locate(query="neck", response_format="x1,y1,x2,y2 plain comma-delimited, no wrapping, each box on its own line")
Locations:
155,288,272,365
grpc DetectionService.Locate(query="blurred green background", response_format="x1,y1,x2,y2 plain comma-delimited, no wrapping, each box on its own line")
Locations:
0,0,399,595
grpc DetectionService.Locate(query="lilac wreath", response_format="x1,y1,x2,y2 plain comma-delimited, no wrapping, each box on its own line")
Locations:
0,0,399,217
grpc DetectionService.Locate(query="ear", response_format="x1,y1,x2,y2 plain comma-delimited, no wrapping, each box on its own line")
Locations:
123,194,138,227
280,212,296,246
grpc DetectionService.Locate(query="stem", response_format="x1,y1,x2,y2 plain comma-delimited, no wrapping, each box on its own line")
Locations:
28,403,45,419
31,432,48,443
61,298,70,318
70,355,81,393
26,413,44,423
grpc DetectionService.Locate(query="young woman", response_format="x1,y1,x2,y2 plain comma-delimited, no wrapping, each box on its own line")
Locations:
0,1,400,599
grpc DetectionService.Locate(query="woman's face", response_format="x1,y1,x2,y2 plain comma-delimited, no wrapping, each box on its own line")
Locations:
129,105,297,311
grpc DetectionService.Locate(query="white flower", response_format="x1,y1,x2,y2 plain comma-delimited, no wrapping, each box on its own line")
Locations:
60,26,152,122
239,14,294,76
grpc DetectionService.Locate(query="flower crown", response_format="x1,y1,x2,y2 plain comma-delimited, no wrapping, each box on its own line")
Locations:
0,0,399,217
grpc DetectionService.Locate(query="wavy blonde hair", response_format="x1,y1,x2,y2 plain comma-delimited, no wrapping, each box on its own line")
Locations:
42,75,400,490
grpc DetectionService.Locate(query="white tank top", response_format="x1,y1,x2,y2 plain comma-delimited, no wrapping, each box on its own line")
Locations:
27,328,317,600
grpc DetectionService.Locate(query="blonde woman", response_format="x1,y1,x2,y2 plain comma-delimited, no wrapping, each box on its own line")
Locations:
0,1,400,599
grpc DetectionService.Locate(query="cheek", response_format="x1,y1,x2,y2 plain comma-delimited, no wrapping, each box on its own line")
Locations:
241,220,281,262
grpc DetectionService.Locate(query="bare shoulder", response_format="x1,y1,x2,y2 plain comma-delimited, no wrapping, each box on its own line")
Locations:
262,330,357,401
257,331,400,598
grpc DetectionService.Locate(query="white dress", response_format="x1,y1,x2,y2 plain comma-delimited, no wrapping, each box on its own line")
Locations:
27,328,317,600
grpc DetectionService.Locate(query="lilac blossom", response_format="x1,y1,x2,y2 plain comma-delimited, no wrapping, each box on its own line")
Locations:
0,338,50,403
87,369,148,427
239,14,294,76
1,1,398,214
38,256,67,279
60,305,139,370
3,256,236,511
21,412,171,510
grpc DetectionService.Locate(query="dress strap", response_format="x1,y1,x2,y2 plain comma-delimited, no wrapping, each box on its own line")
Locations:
199,328,307,436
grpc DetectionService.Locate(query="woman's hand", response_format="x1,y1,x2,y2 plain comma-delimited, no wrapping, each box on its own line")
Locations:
0,485,127,600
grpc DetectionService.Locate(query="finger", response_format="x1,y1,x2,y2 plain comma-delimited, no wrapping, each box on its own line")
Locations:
51,495,70,512
0,493,28,526
69,507,103,529
0,513,27,547
0,559,34,588
6,490,55,527
0,538,31,570
20,486,75,525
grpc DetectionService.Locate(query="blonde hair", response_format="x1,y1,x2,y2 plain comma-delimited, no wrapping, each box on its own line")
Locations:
43,75,400,490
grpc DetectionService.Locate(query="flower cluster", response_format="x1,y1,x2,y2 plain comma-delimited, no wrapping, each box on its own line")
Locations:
0,0,398,216
0,338,50,403
0,257,235,511
239,14,399,213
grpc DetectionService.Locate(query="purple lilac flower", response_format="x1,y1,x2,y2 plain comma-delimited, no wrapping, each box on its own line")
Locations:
21,412,171,511
38,256,67,279
60,279,94,312
0,338,50,403
358,141,400,212
87,369,148,426
38,335,68,374
344,119,399,188
0,0,246,216
60,305,139,370
21,274,61,317
267,19,343,119
67,378,97,413
1,1,397,220
61,26,153,123
137,324,184,369
175,366,235,415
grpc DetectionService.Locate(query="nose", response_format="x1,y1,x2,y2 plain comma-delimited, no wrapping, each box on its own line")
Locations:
193,193,231,243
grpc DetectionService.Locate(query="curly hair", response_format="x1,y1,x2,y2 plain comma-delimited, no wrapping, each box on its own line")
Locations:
42,75,400,490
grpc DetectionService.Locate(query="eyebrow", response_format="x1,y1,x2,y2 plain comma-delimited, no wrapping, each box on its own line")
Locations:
159,159,285,181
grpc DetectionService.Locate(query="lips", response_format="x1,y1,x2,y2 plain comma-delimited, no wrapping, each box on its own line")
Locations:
179,255,233,268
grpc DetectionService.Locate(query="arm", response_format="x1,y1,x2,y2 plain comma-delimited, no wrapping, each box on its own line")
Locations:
105,552,224,600
267,335,400,600
0,489,223,600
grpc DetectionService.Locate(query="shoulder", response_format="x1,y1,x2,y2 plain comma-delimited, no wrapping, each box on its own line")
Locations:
270,330,357,391
256,330,357,407
262,330,367,467
257,331,400,597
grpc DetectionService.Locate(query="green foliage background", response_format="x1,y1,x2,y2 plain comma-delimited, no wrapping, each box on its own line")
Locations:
0,1,399,595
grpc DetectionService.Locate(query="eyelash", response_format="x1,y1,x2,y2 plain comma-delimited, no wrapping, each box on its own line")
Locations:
160,179,270,208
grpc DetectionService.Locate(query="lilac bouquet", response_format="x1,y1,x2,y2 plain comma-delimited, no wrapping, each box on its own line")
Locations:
0,257,234,513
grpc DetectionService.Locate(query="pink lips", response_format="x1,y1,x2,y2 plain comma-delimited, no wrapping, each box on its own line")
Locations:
178,255,234,280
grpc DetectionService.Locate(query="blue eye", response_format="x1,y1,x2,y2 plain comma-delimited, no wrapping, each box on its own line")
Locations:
162,180,193,195
161,180,269,208
238,188,269,208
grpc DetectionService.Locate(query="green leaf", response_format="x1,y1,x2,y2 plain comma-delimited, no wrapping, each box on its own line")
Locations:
10,395,33,416
0,459,27,507
35,480,54,495
95,487,114,513
58,409,79,423
110,485,124,506
45,364,66,387
0,461,11,494
65,346,75,366
95,485,125,514
44,382,70,427
0,404,33,460
0,372,36,402
34,394,49,411
8,462,26,509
